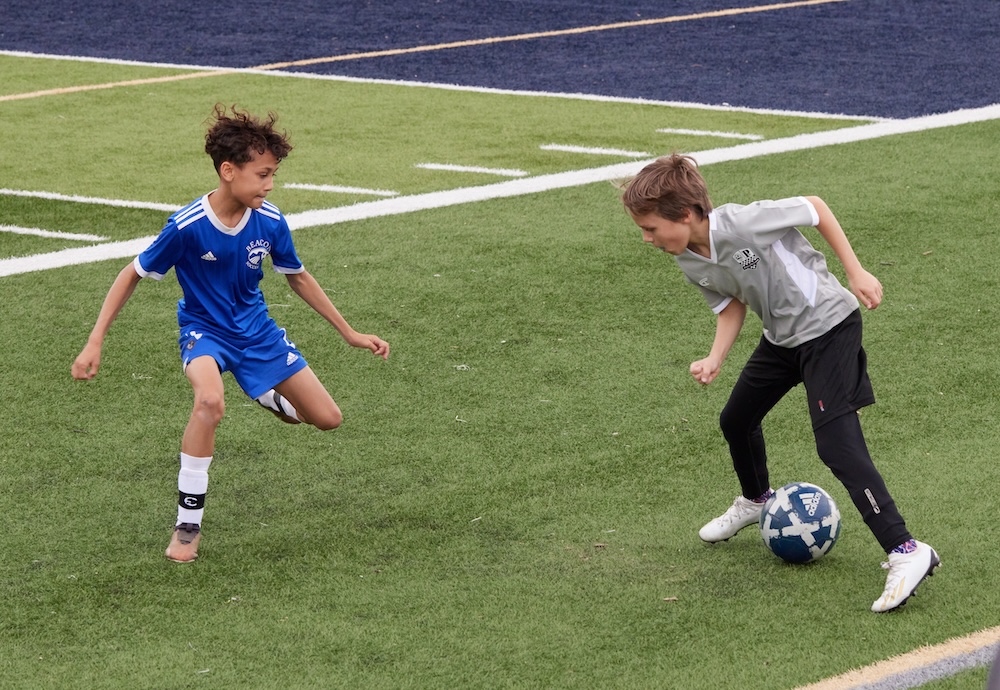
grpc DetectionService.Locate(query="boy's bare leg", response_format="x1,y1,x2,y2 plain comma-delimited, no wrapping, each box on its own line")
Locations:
166,357,225,563
274,366,342,431
180,356,225,457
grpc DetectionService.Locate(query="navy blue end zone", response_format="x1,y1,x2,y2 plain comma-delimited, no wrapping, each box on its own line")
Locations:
0,0,997,118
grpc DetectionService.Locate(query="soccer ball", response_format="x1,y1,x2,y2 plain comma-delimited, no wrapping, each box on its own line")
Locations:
759,482,841,564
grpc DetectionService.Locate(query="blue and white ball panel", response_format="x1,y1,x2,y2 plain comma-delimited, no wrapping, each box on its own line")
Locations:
759,482,841,564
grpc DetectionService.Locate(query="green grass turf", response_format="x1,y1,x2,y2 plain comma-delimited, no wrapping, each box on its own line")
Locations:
1,56,999,689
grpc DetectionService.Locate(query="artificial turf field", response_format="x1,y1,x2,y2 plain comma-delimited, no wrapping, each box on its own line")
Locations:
2,2,1000,688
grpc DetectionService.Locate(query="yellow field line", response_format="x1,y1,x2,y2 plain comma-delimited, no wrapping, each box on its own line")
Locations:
1,0,847,102
0,69,236,102
794,625,1000,690
254,0,848,70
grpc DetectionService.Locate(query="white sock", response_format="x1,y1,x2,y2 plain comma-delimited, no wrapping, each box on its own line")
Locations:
177,452,212,526
256,389,300,421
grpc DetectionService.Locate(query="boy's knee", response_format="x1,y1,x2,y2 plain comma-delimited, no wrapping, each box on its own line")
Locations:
311,405,343,431
193,393,225,425
719,405,744,440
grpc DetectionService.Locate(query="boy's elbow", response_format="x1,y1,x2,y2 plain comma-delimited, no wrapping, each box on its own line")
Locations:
285,269,310,289
804,195,829,213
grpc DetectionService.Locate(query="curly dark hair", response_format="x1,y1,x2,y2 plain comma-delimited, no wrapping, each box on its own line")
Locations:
204,104,293,173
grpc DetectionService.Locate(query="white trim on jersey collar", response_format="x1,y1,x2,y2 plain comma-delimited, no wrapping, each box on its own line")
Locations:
684,210,719,263
202,192,251,235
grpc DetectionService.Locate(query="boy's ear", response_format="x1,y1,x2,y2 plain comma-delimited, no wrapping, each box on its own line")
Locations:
219,161,235,181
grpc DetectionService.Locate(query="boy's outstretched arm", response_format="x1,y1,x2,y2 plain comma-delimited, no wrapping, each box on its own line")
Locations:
690,299,746,385
285,270,390,360
806,196,883,310
72,262,143,380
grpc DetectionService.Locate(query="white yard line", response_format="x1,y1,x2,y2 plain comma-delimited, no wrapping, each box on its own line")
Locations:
0,187,177,212
2,104,998,279
0,237,155,277
0,224,108,242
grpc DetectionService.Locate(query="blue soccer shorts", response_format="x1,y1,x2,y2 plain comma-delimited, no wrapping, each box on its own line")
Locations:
178,323,308,400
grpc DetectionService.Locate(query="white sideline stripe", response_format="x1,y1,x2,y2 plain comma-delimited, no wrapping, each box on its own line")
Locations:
657,127,764,140
0,224,109,242
2,103,999,278
284,182,399,197
793,625,1000,690
416,163,529,177
0,187,177,212
277,70,886,121
540,143,653,157
0,49,884,121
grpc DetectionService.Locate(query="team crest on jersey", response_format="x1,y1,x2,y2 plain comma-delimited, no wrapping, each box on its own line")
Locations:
733,248,760,270
246,239,271,269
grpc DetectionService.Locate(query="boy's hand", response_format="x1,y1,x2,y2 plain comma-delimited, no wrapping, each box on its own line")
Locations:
72,343,102,380
848,269,883,310
347,332,390,360
690,357,722,385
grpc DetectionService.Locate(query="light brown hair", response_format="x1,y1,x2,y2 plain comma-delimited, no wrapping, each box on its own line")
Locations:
621,154,712,221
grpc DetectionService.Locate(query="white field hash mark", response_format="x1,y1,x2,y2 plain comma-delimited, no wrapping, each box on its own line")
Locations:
415,163,529,177
283,182,399,197
656,127,764,140
539,143,653,157
0,224,109,242
2,103,999,279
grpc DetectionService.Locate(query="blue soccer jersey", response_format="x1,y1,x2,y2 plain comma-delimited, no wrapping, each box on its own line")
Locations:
135,194,304,343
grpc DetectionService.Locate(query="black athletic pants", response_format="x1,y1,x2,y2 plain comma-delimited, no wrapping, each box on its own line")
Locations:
718,310,912,552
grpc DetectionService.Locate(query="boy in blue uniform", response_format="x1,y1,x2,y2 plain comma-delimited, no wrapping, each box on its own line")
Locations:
72,105,389,563
621,154,938,612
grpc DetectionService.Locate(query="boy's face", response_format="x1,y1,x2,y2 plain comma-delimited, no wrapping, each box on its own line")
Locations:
221,149,280,209
630,211,693,255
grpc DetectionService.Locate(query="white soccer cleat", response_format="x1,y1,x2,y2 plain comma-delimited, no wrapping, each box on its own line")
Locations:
871,540,940,612
699,495,765,543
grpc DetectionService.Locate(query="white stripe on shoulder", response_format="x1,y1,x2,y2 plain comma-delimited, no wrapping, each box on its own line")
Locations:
174,198,207,229
258,200,282,221
176,209,207,229
174,198,203,221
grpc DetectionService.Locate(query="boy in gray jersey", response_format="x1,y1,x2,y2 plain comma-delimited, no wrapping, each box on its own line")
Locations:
621,154,938,612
